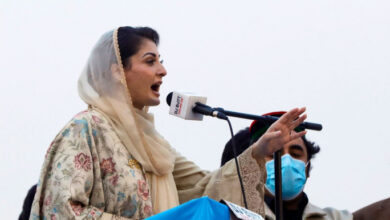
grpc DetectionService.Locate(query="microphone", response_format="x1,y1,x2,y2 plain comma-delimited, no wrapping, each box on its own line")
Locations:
166,92,322,131
166,92,227,120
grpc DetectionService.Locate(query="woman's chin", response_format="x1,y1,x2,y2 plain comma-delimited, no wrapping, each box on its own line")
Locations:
147,98,160,107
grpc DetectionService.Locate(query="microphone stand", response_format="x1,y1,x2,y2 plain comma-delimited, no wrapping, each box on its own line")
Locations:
214,108,322,131
212,107,323,220
274,150,283,220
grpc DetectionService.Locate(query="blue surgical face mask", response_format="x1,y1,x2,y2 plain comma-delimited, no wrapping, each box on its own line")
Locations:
265,154,307,201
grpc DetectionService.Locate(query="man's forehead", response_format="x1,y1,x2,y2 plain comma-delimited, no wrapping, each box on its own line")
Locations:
285,137,306,152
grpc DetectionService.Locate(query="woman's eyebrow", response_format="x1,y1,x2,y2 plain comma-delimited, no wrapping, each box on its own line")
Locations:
142,52,160,58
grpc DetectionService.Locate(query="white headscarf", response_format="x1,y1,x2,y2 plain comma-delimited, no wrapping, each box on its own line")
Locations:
78,28,179,214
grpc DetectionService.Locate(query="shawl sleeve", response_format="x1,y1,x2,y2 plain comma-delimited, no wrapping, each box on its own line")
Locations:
29,114,131,220
172,146,266,215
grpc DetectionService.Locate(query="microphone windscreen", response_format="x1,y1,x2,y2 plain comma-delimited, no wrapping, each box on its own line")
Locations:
166,92,173,106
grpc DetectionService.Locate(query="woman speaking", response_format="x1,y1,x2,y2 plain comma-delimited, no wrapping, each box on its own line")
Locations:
30,26,307,219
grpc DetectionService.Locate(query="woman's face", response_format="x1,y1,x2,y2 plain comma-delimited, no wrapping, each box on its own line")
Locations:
124,39,167,109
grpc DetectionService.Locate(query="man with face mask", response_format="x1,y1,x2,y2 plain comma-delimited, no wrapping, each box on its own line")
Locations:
220,111,352,220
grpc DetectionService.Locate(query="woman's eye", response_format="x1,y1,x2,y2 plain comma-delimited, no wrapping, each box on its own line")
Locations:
146,59,155,65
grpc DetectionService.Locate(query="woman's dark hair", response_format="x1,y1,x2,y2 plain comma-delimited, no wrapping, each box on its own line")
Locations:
220,127,321,167
117,26,160,70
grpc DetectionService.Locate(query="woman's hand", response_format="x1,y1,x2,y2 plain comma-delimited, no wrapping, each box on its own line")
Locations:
251,107,307,163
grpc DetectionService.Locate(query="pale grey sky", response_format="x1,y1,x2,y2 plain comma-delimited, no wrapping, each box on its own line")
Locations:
1,0,390,219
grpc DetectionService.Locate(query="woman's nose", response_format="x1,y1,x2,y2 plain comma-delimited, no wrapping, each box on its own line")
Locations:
158,64,167,77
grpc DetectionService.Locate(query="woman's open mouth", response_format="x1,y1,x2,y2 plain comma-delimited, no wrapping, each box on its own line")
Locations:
151,82,162,96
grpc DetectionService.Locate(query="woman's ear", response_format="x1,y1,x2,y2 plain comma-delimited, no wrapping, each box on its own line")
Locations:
111,63,125,83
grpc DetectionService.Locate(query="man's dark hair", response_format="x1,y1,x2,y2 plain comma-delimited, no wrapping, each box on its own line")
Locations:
221,128,251,166
117,26,160,70
302,135,320,161
220,127,320,167
19,184,37,220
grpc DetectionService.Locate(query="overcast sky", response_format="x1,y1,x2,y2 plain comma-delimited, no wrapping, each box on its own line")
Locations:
1,0,390,219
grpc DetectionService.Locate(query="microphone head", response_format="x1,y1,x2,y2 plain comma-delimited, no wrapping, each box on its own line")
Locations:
166,92,173,106
167,91,207,120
